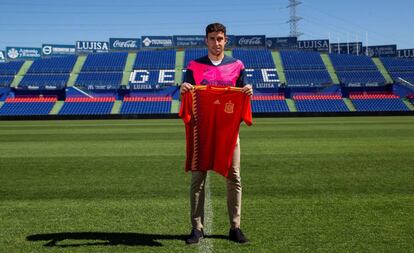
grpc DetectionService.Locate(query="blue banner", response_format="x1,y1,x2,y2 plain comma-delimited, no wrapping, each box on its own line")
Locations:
141,36,173,48
397,49,414,59
363,45,397,57
6,47,41,59
266,37,297,49
226,35,235,47
109,38,141,51
0,50,5,62
85,84,120,90
76,41,109,53
42,44,76,56
235,35,266,47
129,84,162,90
297,39,330,52
173,35,205,47
330,42,363,55
17,83,64,90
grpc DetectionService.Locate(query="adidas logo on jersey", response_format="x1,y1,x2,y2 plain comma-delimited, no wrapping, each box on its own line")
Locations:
214,99,221,105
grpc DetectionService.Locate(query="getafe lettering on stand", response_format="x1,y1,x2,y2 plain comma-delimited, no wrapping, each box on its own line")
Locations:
245,69,279,86
130,70,150,84
129,70,175,84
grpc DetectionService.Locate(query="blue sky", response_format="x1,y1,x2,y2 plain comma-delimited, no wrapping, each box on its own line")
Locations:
0,0,413,50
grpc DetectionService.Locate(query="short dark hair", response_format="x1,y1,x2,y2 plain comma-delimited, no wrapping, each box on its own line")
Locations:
205,23,226,37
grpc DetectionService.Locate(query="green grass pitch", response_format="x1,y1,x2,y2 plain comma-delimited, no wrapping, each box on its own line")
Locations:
0,116,413,252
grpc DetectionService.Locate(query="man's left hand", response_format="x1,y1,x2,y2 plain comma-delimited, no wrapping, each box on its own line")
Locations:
242,85,253,96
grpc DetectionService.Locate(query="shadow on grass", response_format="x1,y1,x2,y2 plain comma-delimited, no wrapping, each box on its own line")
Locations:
26,232,228,247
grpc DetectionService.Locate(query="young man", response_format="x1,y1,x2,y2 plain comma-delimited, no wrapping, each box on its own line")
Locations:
180,23,253,244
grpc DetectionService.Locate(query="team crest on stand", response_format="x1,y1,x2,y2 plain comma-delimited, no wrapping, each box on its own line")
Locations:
224,101,234,114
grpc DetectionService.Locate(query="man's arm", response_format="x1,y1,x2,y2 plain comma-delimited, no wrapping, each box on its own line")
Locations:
236,69,253,96
180,69,195,96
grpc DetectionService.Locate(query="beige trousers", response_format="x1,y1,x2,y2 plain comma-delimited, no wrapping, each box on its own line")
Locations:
190,137,241,230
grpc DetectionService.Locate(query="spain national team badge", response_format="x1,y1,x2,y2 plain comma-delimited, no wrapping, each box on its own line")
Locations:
224,101,234,114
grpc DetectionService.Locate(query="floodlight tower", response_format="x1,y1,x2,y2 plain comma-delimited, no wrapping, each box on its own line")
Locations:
287,0,303,38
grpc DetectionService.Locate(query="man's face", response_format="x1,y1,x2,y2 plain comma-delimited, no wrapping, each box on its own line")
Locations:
205,31,227,57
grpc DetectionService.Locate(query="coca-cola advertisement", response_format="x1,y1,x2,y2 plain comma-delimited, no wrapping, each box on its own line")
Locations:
235,35,266,47
110,38,141,51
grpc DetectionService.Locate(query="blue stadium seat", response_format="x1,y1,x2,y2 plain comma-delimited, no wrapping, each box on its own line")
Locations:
285,70,331,87
134,50,176,69
280,51,325,70
295,99,349,112
76,72,123,87
0,76,15,87
27,55,77,73
0,61,24,75
329,53,377,70
380,57,414,72
251,100,289,113
336,71,386,85
0,102,54,115
59,102,114,115
351,98,409,112
232,48,275,68
120,101,172,114
82,52,128,72
19,74,69,89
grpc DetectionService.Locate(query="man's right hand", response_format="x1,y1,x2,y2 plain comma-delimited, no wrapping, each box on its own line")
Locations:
180,82,194,94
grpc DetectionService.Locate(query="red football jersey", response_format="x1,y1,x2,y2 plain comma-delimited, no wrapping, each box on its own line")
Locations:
179,86,253,177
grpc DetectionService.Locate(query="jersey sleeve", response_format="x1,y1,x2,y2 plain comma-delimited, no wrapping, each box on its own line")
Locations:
178,92,192,124
241,94,253,126
236,61,248,87
184,61,196,85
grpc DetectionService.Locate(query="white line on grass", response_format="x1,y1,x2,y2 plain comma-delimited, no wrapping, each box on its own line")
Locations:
199,173,213,253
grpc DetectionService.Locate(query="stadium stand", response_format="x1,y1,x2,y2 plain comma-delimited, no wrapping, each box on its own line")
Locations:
293,94,349,112
76,72,123,87
335,71,386,85
120,96,172,114
75,52,127,90
0,76,15,87
280,51,331,87
58,97,115,115
19,74,69,89
381,57,414,84
284,70,331,87
81,52,127,72
134,50,176,69
0,61,23,88
280,50,326,70
232,48,275,68
349,93,409,112
1,48,413,117
0,96,56,115
329,53,377,70
129,50,176,90
27,55,77,73
330,53,386,85
251,94,289,113
0,61,24,75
